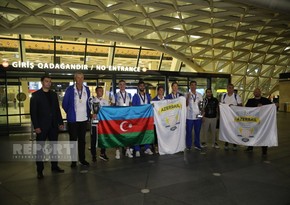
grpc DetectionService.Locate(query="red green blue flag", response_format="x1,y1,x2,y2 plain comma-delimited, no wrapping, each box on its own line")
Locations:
98,104,154,148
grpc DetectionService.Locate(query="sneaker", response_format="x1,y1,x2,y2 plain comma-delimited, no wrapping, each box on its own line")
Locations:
135,151,141,157
213,143,219,149
244,148,253,153
115,149,120,159
224,145,229,151
201,142,207,148
37,172,44,179
262,151,267,156
125,149,133,158
99,154,109,161
194,146,202,151
80,160,90,166
92,156,97,162
232,146,237,151
71,162,77,168
144,148,153,155
155,146,159,154
51,166,65,173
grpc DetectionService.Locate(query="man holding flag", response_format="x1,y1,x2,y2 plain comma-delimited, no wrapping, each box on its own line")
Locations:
132,80,153,157
244,88,272,156
111,80,133,159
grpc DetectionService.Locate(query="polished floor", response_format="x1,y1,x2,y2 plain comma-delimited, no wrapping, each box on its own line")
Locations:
0,112,290,205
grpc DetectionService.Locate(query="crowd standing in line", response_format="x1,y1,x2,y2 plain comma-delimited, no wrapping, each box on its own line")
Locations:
31,71,274,179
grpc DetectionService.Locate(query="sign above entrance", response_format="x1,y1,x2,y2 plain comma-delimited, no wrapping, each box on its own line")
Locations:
2,61,147,73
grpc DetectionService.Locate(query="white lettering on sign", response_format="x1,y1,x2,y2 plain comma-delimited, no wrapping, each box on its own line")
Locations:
10,61,144,72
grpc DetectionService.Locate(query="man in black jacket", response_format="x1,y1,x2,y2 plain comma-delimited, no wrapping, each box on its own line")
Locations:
245,87,272,156
30,76,64,179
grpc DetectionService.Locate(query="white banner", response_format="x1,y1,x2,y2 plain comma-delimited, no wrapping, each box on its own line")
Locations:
219,104,278,146
151,97,186,155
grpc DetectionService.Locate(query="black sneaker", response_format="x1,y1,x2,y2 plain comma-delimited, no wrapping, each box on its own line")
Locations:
99,154,109,161
92,156,97,162
71,162,77,168
51,166,65,173
37,172,44,179
80,160,90,166
244,148,253,153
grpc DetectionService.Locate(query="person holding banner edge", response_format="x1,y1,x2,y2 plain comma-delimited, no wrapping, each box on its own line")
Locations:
245,87,272,156
152,85,166,153
89,86,109,162
132,80,153,157
221,83,242,151
111,80,133,159
166,81,183,99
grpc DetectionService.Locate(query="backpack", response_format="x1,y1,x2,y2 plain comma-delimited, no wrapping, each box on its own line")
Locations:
222,93,237,103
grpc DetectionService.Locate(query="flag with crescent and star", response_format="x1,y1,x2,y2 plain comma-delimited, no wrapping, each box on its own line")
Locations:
97,104,154,148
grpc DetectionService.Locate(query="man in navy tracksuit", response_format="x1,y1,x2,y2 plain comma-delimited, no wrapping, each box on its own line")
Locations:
132,80,153,157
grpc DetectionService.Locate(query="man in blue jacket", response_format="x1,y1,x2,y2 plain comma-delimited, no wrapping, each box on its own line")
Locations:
132,80,153,157
62,71,91,167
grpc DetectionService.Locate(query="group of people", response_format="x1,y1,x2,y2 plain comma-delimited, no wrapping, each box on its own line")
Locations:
30,71,272,179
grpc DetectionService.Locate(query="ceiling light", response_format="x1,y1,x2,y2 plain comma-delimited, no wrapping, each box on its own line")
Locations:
284,46,290,51
189,35,201,39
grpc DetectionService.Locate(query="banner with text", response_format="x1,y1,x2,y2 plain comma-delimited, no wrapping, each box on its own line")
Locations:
152,97,186,155
219,104,278,146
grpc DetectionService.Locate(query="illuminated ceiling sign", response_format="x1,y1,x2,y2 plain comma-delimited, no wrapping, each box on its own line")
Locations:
3,61,147,72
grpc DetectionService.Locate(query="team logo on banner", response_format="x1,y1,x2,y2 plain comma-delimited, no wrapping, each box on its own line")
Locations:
158,102,182,131
219,104,278,147
152,97,186,155
234,109,260,142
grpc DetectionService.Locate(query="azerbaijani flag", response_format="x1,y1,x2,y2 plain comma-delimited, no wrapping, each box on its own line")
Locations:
98,104,155,148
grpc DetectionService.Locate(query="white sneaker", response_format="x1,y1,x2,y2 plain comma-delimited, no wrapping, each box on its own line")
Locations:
214,143,220,149
125,148,133,158
135,151,141,157
144,148,153,155
115,149,120,159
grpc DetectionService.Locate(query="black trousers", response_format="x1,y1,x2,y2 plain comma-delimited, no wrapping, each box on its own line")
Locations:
248,146,268,154
35,126,59,173
91,123,106,157
68,121,87,163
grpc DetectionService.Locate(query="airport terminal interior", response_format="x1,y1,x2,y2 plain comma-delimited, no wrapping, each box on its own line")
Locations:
0,0,290,204
0,112,289,205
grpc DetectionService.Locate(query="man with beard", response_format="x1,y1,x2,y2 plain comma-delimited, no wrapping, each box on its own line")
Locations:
132,80,153,157
245,88,272,156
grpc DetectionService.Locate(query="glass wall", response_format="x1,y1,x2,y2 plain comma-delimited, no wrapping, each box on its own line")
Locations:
0,34,230,135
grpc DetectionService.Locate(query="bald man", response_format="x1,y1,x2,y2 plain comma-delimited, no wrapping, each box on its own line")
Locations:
245,88,272,156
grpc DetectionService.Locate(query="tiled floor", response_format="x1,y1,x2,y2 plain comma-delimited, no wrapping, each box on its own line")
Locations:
0,112,289,205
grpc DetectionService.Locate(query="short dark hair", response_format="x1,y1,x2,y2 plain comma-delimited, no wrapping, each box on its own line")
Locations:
95,86,103,92
190,80,197,85
171,81,178,87
206,88,212,92
40,75,51,82
157,85,164,91
138,80,145,85
118,79,125,84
